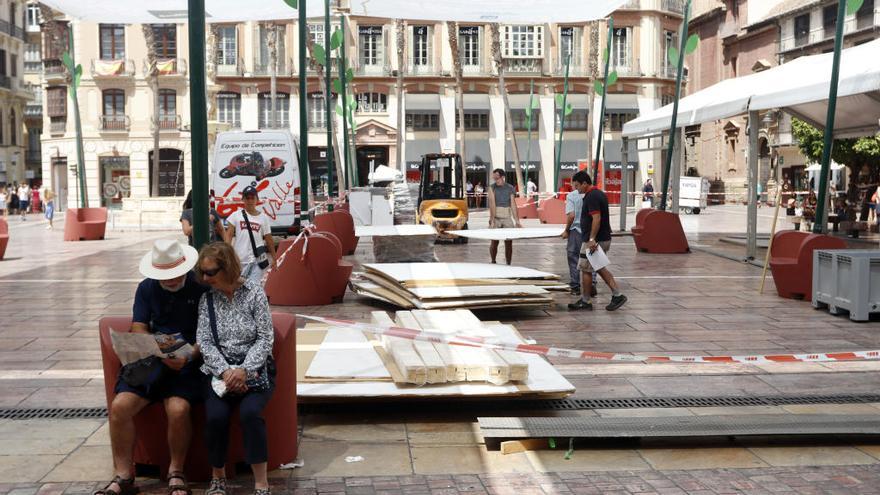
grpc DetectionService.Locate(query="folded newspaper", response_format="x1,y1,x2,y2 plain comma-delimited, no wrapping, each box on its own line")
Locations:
110,330,195,366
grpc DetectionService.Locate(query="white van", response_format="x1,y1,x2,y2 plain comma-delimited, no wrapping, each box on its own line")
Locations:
212,130,303,235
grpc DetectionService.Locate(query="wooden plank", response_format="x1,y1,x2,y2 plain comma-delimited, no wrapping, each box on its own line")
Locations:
365,263,560,283
386,338,427,385
500,439,550,455
355,224,438,237
446,227,566,241
408,285,549,300
388,311,445,384
351,280,416,308
397,311,467,382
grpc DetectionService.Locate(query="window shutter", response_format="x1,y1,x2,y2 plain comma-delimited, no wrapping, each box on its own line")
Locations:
502,25,511,58
535,25,544,58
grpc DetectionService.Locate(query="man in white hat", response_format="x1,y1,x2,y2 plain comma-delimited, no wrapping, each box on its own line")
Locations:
98,240,207,495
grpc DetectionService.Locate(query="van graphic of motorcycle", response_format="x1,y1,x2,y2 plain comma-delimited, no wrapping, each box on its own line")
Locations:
218,152,286,181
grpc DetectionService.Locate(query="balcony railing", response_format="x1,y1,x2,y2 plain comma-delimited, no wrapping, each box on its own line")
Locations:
24,62,41,73
50,119,66,134
552,62,586,76
256,58,294,76
661,0,685,14
215,56,245,77
44,59,67,79
659,64,677,78
503,58,543,75
462,62,487,75
355,61,391,76
154,114,182,131
0,75,10,90
407,61,437,75
90,59,135,78
613,59,642,77
24,103,42,118
142,58,188,77
100,115,131,132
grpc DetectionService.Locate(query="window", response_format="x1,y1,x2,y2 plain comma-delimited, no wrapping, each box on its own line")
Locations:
102,89,126,130
9,3,16,29
308,93,332,129
356,92,387,113
556,109,587,129
217,26,238,66
663,30,677,76
661,94,674,106
258,92,290,129
454,112,489,130
794,14,810,47
158,89,176,129
410,25,432,69
47,86,67,117
0,113,4,144
151,24,177,58
99,24,125,60
26,3,40,29
511,109,538,130
258,24,286,73
28,127,41,160
149,148,185,197
217,92,241,128
823,5,837,38
459,26,481,69
10,54,16,77
558,26,582,68
611,27,632,70
857,0,875,29
606,111,637,131
358,25,384,68
502,25,544,58
9,111,16,146
0,50,6,76
406,113,439,130
44,21,70,61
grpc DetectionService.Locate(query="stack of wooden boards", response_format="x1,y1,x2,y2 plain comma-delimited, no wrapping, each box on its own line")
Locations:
351,262,566,309
296,309,575,400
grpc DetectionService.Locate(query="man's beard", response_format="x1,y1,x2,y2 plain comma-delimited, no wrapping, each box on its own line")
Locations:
160,281,185,292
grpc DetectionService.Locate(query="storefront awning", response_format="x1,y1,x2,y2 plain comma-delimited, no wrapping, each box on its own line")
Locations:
406,94,441,111
464,140,491,170
405,139,442,170
463,94,491,111
557,139,588,171
604,139,638,170
504,138,540,171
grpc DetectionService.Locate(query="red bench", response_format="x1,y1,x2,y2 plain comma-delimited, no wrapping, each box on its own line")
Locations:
515,197,539,219
64,207,108,241
99,314,298,481
768,231,846,301
264,231,352,306
0,218,8,260
537,197,567,224
631,209,689,254
313,210,358,255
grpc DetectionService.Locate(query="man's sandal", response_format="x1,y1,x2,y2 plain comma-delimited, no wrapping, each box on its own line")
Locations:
206,477,227,495
93,475,139,495
167,471,192,495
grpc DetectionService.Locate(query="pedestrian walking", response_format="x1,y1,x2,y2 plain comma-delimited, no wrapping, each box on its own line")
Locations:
475,182,484,208
43,187,55,229
466,181,474,208
487,168,522,265
180,190,225,247
568,171,627,312
561,174,586,296
224,186,277,284
18,183,30,220
9,184,19,217
642,179,654,208
196,241,275,495
527,178,538,205
0,186,7,218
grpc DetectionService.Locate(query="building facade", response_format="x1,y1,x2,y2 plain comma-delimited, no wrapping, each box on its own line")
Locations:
39,0,689,227
0,0,31,187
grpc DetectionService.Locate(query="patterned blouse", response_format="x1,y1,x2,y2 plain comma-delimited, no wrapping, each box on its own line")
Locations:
197,279,274,378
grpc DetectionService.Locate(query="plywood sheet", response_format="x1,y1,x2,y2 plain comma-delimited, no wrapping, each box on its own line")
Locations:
446,227,566,241
356,224,438,237
364,263,559,284
407,285,549,300
305,327,391,379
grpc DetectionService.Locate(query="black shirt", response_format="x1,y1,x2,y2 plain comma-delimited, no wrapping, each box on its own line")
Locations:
132,272,209,344
580,187,612,243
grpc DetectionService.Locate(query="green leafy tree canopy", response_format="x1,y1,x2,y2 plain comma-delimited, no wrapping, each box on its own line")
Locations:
791,118,880,168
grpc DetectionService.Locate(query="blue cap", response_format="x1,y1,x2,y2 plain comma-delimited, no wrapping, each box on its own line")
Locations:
241,185,259,198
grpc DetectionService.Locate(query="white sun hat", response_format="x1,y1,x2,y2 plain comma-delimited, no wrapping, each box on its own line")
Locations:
139,239,199,280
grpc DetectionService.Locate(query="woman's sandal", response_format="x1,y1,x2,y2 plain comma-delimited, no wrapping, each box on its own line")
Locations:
93,475,140,495
254,489,271,495
167,471,192,495
206,477,228,495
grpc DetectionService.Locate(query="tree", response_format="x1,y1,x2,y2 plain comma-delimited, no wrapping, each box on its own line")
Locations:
395,20,405,175
142,25,161,198
490,23,524,195
792,117,880,219
447,21,467,191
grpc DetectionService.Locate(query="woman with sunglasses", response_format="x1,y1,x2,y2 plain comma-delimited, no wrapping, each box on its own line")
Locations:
195,242,274,495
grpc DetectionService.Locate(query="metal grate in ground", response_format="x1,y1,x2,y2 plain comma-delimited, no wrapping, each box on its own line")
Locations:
0,407,108,420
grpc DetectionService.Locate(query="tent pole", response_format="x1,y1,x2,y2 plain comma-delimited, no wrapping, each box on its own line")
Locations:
299,0,311,222
659,0,691,211
760,183,784,294
813,0,847,234
555,54,571,192
187,0,209,249
671,127,682,213
325,0,334,208
619,137,628,231
747,110,759,260
592,17,613,183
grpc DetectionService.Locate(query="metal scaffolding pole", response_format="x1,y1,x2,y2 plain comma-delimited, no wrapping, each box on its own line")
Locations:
187,0,209,249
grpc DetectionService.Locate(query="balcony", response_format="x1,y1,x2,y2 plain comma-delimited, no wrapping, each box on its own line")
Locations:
142,58,188,78
90,59,135,78
659,63,677,79
256,58,294,76
552,61,587,76
154,114,182,132
44,59,67,80
215,56,244,77
613,59,642,77
503,58,544,75
24,103,42,118
100,115,131,132
462,61,487,75
354,61,391,76
50,119,66,134
407,61,437,76
26,150,41,164
661,0,685,14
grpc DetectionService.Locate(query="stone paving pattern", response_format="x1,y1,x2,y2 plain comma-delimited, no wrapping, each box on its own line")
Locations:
1,207,879,491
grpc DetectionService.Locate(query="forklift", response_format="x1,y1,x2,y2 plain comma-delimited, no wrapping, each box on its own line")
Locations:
416,153,469,244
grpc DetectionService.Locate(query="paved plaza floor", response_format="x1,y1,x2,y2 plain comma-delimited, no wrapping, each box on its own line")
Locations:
1,206,879,493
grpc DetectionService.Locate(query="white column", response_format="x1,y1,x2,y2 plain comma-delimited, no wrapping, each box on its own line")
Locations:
747,110,759,259
489,95,506,172
242,91,259,130
538,95,555,192
438,94,456,153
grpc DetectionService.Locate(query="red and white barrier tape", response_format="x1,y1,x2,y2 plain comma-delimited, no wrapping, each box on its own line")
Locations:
261,225,316,284
297,315,880,364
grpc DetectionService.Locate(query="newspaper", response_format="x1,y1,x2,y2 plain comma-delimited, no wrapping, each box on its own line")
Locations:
110,330,195,366
585,244,610,271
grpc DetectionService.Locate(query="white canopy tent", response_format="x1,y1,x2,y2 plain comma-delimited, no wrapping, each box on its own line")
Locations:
40,0,627,23
623,38,880,139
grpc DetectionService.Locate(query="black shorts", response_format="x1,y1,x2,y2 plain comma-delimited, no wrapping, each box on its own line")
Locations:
114,363,203,404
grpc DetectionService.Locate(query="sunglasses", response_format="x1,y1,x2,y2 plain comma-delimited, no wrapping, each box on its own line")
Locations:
201,266,222,277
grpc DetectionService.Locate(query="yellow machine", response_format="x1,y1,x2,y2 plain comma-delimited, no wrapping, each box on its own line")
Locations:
417,153,469,243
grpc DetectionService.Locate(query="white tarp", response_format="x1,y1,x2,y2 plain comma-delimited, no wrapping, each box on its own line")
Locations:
623,38,880,139
41,0,624,23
